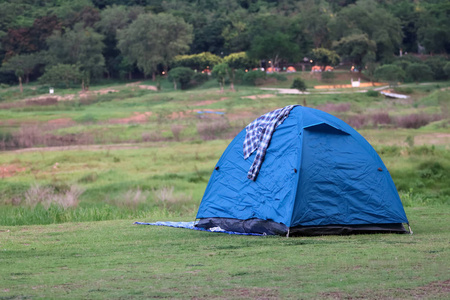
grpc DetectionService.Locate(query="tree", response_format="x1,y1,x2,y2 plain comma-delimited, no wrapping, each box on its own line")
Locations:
96,5,142,79
331,0,403,63
223,52,256,91
39,64,82,88
291,78,307,92
296,0,332,48
374,64,405,87
248,32,299,70
417,2,450,55
405,63,434,83
46,23,105,90
173,52,222,71
167,67,194,90
444,62,450,78
311,48,340,71
0,53,39,92
212,63,230,92
117,13,193,81
333,34,376,73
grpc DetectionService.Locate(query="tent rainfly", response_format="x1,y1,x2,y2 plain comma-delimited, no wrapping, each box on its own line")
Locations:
195,106,410,236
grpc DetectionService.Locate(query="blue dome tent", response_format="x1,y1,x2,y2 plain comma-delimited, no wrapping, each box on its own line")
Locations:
195,106,409,236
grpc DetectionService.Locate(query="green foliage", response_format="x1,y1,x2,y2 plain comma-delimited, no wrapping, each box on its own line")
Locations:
38,64,81,88
374,64,405,86
425,56,449,80
333,33,376,70
242,70,265,86
167,67,194,90
366,90,379,97
311,48,340,68
173,52,222,71
444,62,450,78
212,62,230,90
291,78,307,91
405,63,434,83
117,13,193,77
46,23,105,89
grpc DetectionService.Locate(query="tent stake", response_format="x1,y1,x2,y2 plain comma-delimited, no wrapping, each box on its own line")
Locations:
408,223,413,235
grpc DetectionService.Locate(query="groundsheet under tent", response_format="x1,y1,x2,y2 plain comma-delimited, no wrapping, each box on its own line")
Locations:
134,221,263,236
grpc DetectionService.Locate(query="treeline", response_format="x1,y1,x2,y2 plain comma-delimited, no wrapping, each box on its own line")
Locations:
0,0,449,88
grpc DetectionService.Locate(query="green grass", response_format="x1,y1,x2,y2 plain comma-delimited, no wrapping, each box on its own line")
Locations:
0,206,448,299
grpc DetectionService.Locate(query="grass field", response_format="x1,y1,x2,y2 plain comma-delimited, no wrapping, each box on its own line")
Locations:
1,207,449,299
1,73,449,298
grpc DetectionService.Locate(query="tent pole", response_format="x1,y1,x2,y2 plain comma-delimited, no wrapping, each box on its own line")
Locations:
407,223,413,235
286,228,290,238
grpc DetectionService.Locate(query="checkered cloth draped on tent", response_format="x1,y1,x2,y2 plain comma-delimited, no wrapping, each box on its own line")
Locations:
243,105,297,181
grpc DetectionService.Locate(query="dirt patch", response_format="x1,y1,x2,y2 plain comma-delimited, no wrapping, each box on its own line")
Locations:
241,94,276,100
413,133,450,146
1,164,26,178
138,85,158,91
320,279,450,299
220,288,279,300
109,112,153,124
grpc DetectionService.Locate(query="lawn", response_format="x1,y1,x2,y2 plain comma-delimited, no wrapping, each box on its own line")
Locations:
0,206,449,299
0,75,449,299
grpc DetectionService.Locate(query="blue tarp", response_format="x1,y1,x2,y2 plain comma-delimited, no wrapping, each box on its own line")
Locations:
134,221,263,236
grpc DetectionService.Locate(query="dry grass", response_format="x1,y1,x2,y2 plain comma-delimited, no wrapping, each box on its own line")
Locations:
24,184,84,209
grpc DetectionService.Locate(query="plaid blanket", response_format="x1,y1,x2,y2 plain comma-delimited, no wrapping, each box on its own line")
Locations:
243,105,297,181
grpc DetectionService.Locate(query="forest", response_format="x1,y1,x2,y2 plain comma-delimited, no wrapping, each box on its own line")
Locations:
0,0,449,88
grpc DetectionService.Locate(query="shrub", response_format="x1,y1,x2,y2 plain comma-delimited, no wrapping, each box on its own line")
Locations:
405,63,434,83
443,62,450,78
168,67,195,90
242,70,266,86
197,118,230,140
192,72,209,85
24,184,84,210
371,112,391,126
374,64,405,86
395,113,442,129
268,72,287,81
291,78,307,91
425,56,449,80
366,90,379,97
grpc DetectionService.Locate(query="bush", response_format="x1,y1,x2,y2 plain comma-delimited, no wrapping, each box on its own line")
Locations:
366,90,379,97
425,56,449,80
242,70,266,85
168,67,195,90
291,78,307,91
405,63,434,83
443,62,450,78
192,72,209,85
374,64,405,86
267,72,287,81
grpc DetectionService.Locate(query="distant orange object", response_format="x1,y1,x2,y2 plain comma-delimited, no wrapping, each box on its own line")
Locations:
311,66,321,72
286,66,296,73
202,69,211,74
325,66,334,72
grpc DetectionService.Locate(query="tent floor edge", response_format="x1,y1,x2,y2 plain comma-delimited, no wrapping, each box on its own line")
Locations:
195,218,408,236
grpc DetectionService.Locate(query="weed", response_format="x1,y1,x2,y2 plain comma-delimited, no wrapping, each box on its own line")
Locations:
197,118,230,140
23,184,84,210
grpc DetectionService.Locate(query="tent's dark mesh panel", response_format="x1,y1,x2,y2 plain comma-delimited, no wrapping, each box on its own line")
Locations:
196,218,288,235
196,218,408,236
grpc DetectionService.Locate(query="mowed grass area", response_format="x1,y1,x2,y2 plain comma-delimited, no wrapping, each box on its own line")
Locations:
0,75,449,298
1,206,449,299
